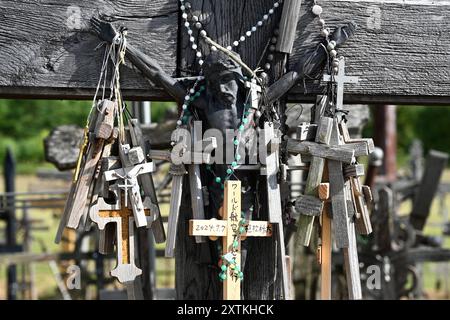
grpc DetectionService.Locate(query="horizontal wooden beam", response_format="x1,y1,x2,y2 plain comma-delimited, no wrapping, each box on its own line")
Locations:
0,0,177,100
1,0,449,104
288,0,450,104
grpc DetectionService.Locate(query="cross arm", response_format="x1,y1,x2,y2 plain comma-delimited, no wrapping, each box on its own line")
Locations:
286,139,355,163
189,219,272,237
266,22,356,104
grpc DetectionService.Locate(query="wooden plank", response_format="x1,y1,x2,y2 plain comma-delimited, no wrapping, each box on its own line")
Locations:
0,1,450,103
276,0,302,53
0,0,177,100
320,198,332,300
295,116,333,246
327,120,350,249
188,121,206,243
164,164,186,258
410,150,449,231
287,139,355,163
288,0,450,104
223,180,241,300
343,181,362,300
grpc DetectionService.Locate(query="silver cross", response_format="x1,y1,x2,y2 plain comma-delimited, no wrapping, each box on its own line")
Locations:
323,57,359,111
117,177,135,207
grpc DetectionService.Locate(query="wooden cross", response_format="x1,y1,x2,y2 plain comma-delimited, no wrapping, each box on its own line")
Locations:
189,181,272,300
89,184,154,283
128,119,166,243
261,122,291,299
104,156,154,228
323,57,359,111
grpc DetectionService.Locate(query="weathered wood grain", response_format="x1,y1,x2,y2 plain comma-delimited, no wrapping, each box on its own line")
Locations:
288,0,450,104
0,0,177,100
2,0,449,103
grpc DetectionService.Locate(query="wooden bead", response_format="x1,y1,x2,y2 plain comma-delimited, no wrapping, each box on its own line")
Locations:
312,5,323,16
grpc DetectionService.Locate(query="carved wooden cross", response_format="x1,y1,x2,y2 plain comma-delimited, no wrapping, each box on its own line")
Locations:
89,184,153,283
323,57,359,111
189,180,272,300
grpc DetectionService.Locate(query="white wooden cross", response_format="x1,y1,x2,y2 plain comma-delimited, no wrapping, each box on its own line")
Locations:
189,181,272,300
104,156,154,228
89,184,154,284
323,57,359,111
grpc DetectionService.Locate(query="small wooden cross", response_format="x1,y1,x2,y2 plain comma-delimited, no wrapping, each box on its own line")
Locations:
189,180,272,300
323,57,359,111
89,184,153,283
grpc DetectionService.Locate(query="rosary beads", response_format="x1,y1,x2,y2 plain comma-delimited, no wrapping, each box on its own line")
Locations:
312,0,340,74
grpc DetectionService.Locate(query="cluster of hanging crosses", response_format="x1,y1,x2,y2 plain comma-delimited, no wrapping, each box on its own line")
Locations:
56,2,375,301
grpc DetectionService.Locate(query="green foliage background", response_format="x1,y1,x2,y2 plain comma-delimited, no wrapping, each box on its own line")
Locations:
0,100,449,172
363,106,450,166
0,99,175,173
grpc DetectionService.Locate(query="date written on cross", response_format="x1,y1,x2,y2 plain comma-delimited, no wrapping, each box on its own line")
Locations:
190,220,272,237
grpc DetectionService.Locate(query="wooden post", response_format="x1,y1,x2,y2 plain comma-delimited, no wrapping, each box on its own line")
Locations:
189,181,272,300
276,0,302,54
374,105,397,182
5,147,17,300
319,180,332,300
410,150,449,231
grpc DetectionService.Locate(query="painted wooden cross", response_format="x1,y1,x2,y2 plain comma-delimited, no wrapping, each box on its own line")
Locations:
89,184,154,283
189,180,272,300
323,57,359,111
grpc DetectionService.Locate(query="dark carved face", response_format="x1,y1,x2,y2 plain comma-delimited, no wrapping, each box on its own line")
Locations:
208,70,239,105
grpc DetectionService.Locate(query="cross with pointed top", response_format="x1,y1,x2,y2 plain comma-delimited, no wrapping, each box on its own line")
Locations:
323,57,359,111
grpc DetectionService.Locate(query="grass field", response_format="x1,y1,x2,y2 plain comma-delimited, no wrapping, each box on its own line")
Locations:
0,169,449,300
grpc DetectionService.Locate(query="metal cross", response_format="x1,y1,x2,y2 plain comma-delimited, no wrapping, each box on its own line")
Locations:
118,177,135,207
323,57,359,111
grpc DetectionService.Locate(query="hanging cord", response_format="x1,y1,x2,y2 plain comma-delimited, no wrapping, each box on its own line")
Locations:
109,30,128,143
73,42,113,182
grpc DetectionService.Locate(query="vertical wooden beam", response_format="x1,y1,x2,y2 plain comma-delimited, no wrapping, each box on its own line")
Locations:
410,150,449,231
276,0,302,54
319,179,331,300
5,147,17,300
223,181,241,300
374,105,397,182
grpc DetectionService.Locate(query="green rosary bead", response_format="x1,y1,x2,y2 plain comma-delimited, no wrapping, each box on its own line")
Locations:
219,273,227,281
231,161,237,168
242,118,248,124
235,154,241,161
232,240,239,248
221,264,227,272
226,168,233,175
215,177,221,183
239,226,246,234
238,272,244,279
233,139,239,145
240,218,246,224
239,125,245,132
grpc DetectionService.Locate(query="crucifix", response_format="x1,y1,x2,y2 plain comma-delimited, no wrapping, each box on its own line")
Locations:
89,184,153,284
323,57,359,111
103,149,154,228
189,181,272,300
